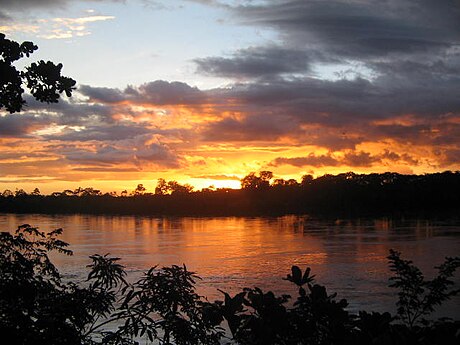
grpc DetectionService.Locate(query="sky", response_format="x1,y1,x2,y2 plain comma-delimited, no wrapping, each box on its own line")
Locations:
0,0,459,194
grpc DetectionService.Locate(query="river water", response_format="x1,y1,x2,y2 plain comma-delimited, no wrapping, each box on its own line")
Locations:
1,213,459,318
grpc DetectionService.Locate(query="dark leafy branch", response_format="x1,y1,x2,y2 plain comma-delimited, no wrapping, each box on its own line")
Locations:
1,225,459,344
0,32,76,113
388,249,460,328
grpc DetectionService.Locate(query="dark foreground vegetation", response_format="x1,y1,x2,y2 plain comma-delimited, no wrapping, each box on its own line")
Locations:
1,225,459,345
2,171,460,217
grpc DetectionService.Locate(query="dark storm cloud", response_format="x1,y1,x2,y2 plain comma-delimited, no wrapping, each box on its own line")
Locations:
190,0,460,146
0,10,12,20
138,81,205,105
442,149,460,167
188,0,460,143
215,77,378,124
0,0,65,9
78,85,126,104
73,72,460,151
200,113,301,141
80,80,206,105
234,0,460,59
216,69,460,127
195,45,313,79
270,150,419,168
342,151,377,167
271,153,339,168
23,95,115,124
0,114,49,137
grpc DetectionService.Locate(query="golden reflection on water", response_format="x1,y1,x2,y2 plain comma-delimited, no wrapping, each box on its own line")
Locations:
54,216,328,281
1,214,459,316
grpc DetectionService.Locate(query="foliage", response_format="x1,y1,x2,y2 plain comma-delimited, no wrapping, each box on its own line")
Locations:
110,265,223,345
155,178,194,195
1,225,460,345
0,32,76,113
241,171,273,190
0,225,126,344
388,249,460,327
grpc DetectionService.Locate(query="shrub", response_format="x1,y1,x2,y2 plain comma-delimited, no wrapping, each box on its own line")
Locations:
1,225,459,345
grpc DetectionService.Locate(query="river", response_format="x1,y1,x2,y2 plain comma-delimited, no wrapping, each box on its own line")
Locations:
1,213,459,318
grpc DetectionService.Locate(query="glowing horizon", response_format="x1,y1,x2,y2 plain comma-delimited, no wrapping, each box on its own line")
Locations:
1,0,459,195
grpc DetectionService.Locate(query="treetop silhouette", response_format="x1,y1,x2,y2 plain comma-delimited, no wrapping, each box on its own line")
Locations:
0,32,76,113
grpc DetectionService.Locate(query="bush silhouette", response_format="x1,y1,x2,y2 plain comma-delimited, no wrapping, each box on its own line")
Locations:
1,225,459,344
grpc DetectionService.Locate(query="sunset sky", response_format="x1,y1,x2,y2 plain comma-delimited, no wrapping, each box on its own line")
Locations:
1,0,459,194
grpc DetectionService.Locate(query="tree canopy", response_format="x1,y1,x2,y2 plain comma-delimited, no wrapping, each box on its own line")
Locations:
0,32,76,113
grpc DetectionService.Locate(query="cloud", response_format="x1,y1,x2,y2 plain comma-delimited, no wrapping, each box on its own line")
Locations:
441,149,460,167
234,0,459,59
190,0,460,145
3,15,116,39
0,0,125,10
0,114,50,137
271,150,421,168
200,113,301,141
59,138,182,169
3,0,460,181
0,10,12,21
71,167,140,172
37,15,115,39
195,45,313,79
64,70,460,154
271,153,340,168
44,124,153,141
0,0,64,9
80,80,206,105
193,174,241,181
342,151,377,167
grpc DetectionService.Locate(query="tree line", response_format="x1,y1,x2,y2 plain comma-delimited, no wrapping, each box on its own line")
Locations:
1,171,460,217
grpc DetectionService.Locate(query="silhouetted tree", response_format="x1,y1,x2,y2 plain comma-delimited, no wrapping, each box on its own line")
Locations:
155,178,169,195
31,188,41,196
2,189,13,197
272,178,299,187
300,174,314,187
241,171,273,190
61,189,75,197
132,183,146,196
155,179,194,195
168,180,194,195
14,189,27,197
0,33,76,113
1,172,460,217
388,249,460,328
76,187,101,197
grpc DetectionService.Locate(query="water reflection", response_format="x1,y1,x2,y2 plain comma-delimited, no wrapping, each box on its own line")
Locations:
1,214,459,317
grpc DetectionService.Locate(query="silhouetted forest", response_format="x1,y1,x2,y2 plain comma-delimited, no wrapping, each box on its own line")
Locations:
1,171,460,217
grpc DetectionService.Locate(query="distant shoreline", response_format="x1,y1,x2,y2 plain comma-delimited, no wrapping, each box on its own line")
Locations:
2,172,459,219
